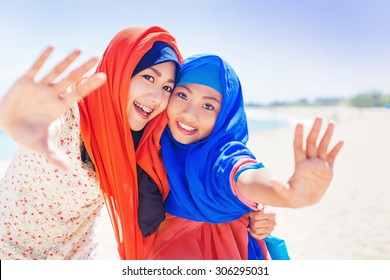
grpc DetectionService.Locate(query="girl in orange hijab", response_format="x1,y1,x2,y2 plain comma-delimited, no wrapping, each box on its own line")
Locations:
78,27,183,259
0,26,182,259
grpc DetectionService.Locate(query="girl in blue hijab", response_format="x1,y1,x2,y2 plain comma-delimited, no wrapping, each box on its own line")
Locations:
149,54,343,259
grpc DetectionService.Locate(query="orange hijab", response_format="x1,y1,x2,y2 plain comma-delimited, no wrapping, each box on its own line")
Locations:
78,26,183,259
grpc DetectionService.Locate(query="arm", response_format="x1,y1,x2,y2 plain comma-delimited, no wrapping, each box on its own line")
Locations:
0,47,106,170
237,117,344,208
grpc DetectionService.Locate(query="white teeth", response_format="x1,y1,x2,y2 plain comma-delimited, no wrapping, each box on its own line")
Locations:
134,102,152,114
178,121,197,131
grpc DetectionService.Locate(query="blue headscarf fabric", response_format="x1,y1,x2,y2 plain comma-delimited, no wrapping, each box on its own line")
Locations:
175,60,223,94
161,54,257,223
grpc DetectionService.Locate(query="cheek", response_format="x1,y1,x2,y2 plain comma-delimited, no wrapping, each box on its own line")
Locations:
166,98,178,118
127,84,135,107
205,115,218,132
161,94,170,109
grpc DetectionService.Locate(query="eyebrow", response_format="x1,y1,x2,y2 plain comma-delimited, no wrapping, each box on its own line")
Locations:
177,85,222,104
204,95,222,104
177,84,193,94
149,66,175,84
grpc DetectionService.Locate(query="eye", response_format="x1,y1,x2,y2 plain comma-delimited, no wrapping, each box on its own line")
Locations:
178,92,188,100
143,75,154,82
203,103,215,110
163,85,173,93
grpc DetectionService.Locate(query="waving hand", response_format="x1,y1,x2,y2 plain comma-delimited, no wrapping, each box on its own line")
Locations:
283,117,344,207
0,47,107,170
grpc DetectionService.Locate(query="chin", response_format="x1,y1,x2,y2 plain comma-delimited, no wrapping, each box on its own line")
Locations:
129,122,146,131
173,135,192,145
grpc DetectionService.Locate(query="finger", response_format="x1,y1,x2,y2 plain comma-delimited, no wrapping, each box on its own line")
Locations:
25,46,54,80
327,140,344,167
248,218,271,232
306,117,322,158
250,219,270,228
317,121,335,159
248,211,266,219
249,211,276,226
63,72,107,104
249,212,275,223
54,57,99,93
40,50,81,84
248,229,271,241
294,123,305,163
251,217,276,229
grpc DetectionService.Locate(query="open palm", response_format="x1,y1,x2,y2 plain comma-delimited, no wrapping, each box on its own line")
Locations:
0,47,106,170
286,118,344,207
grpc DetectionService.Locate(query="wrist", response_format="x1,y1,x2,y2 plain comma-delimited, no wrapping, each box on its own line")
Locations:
272,180,296,208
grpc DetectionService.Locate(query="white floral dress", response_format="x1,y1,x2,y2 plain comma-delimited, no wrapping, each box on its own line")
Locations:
0,105,105,259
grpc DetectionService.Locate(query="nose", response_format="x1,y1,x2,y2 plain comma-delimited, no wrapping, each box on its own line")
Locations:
149,87,163,105
182,103,197,121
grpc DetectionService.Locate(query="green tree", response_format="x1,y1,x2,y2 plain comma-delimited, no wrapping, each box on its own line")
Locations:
348,91,390,107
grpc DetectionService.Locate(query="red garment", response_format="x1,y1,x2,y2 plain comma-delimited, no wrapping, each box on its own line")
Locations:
149,214,270,260
149,214,250,259
78,26,182,259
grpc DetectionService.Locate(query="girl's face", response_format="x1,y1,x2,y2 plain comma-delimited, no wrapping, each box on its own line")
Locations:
127,62,176,131
167,83,222,144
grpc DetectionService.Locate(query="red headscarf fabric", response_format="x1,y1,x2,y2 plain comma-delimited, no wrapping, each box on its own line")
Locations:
78,26,183,259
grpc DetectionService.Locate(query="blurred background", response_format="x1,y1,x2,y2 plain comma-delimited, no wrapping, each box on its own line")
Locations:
1,0,389,260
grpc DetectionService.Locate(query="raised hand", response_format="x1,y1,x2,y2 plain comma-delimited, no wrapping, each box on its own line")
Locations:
284,117,344,207
0,47,107,170
247,206,276,240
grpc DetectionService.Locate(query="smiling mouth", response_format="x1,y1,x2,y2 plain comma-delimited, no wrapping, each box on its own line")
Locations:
177,121,197,134
134,101,153,116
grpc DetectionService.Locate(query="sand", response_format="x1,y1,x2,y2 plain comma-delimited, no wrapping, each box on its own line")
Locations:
245,106,390,260
1,106,389,260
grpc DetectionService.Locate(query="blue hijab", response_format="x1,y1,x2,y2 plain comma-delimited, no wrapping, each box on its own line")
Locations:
161,54,257,223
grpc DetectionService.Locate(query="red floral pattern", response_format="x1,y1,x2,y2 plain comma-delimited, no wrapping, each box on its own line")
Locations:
0,105,104,259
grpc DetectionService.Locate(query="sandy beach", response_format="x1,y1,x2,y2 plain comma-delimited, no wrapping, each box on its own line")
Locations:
246,106,390,260
1,106,389,260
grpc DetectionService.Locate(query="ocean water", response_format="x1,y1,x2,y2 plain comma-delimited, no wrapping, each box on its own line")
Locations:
245,107,292,133
0,108,291,161
247,117,290,133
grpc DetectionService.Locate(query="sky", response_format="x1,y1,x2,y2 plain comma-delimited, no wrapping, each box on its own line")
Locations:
1,0,390,104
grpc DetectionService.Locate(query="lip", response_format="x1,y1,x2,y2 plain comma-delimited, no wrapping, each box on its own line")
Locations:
134,101,153,119
176,120,197,135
